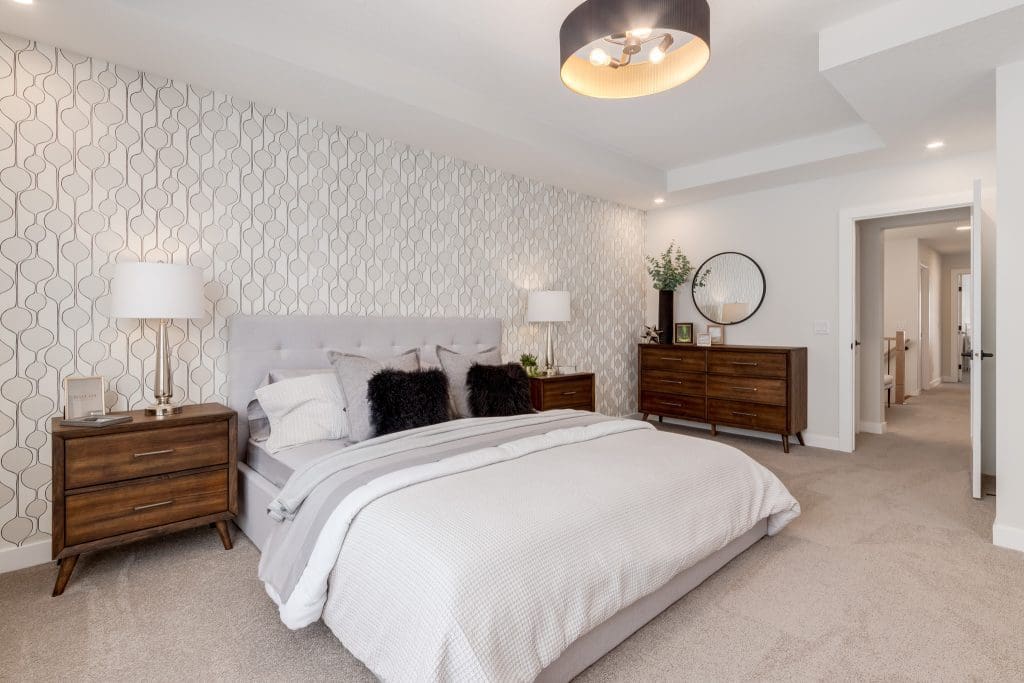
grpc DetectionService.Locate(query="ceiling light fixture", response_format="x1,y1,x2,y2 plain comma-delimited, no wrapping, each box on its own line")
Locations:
956,225,971,231
559,0,711,99
11,0,33,4
653,197,666,205
926,140,945,150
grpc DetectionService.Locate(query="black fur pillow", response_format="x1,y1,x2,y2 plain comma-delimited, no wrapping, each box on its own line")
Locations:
367,368,450,437
466,363,534,417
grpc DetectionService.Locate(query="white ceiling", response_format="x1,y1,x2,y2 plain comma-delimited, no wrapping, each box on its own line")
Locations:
2,0,1022,208
872,207,973,255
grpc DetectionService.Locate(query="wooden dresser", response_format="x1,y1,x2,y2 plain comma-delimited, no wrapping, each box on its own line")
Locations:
638,344,807,452
529,373,596,412
50,403,237,596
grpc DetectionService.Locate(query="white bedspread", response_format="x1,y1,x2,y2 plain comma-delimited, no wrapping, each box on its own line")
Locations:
318,424,799,682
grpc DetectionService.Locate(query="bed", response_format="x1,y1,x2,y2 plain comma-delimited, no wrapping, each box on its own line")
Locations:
227,315,799,682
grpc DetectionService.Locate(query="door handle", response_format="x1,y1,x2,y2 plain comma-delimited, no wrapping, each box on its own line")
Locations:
980,351,994,359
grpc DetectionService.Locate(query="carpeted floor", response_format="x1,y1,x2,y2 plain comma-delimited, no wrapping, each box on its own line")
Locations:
3,384,1022,681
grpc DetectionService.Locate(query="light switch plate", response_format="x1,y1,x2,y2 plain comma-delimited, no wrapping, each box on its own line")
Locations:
814,320,831,335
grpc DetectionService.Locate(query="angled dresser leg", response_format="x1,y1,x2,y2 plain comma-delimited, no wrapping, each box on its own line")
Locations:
796,431,805,447
215,520,233,550
710,424,717,437
52,555,79,597
781,435,790,453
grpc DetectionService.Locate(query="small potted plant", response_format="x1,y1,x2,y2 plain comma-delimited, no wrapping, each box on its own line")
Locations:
520,353,540,377
646,242,695,345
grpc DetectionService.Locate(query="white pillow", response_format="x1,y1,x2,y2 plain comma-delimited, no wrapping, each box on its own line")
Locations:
255,374,347,453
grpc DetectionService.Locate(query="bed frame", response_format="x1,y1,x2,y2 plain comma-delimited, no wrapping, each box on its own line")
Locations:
226,314,767,682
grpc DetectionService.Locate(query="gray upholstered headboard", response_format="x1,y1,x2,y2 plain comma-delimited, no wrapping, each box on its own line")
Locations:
226,314,502,455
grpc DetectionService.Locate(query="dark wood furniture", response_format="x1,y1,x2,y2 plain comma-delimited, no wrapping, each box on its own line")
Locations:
638,344,807,452
530,373,596,412
50,403,237,596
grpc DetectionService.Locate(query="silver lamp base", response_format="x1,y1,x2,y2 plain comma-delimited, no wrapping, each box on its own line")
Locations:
145,404,182,417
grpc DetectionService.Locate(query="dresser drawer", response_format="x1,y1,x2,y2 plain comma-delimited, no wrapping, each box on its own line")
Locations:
640,346,706,374
65,470,228,546
708,351,788,378
707,375,788,406
640,392,706,421
65,422,228,489
708,399,787,432
641,371,706,397
539,376,593,410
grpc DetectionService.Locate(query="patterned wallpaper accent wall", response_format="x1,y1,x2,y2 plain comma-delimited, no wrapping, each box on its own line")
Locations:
0,35,645,550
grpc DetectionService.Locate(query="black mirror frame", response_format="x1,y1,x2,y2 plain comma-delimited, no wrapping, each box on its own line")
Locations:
691,251,766,325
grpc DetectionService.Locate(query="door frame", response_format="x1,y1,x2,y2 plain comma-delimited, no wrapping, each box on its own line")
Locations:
837,191,973,452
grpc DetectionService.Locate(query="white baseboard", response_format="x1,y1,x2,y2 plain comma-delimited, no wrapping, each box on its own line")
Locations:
928,377,942,389
632,414,842,452
942,375,956,383
0,539,50,574
993,523,1024,553
858,421,887,435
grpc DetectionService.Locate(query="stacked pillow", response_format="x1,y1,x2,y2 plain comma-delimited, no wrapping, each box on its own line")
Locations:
249,345,537,448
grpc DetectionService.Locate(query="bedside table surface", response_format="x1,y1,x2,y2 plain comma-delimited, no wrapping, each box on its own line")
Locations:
52,402,234,438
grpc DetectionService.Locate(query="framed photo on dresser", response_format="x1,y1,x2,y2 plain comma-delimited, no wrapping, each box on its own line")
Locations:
674,322,694,344
707,325,725,345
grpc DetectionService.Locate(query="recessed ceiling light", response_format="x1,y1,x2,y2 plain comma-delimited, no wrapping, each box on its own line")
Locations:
653,197,666,205
956,225,971,231
926,140,945,150
11,0,33,5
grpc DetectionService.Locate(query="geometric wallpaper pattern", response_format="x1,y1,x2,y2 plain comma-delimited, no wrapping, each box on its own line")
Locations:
0,34,645,549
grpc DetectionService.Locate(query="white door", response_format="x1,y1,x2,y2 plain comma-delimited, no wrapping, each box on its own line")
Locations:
970,180,983,499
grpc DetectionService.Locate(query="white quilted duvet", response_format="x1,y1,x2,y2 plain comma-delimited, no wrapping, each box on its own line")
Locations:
319,424,799,682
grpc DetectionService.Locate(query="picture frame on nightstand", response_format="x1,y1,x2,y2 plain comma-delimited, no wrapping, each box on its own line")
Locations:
63,376,105,419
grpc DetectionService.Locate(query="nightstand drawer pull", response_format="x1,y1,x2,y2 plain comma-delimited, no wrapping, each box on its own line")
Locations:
133,449,174,459
731,386,758,392
133,499,175,512
731,361,759,366
732,411,758,417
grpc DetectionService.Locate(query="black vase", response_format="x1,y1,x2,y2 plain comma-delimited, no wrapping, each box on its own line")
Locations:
658,290,674,345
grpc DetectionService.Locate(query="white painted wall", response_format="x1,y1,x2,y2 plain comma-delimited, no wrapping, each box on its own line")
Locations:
884,236,923,395
858,222,885,430
646,151,995,451
919,243,943,389
994,61,1024,551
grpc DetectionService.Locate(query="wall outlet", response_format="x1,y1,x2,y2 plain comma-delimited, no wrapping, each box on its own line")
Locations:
814,320,831,335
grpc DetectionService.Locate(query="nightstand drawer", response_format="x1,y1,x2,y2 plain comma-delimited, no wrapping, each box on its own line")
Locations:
65,470,228,546
65,422,228,489
541,377,593,409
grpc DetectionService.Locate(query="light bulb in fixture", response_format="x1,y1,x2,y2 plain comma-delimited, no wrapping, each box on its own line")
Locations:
653,197,666,205
648,35,674,65
589,47,612,67
628,27,652,39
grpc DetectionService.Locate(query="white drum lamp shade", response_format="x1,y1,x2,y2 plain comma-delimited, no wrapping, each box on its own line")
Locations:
109,262,205,320
527,290,571,323
109,262,205,416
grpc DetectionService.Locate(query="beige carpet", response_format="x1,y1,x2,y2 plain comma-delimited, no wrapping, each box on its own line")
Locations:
3,384,1022,681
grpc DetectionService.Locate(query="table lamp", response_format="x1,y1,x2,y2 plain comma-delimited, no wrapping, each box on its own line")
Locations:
109,262,205,416
527,290,571,376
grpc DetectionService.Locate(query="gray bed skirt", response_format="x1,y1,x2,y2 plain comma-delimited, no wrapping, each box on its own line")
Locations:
237,463,767,683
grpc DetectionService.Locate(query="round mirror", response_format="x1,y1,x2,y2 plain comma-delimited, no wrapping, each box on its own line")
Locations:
691,252,766,325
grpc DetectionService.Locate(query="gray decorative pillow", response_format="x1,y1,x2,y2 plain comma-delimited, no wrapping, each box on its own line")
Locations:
437,346,501,418
246,398,271,443
328,349,420,442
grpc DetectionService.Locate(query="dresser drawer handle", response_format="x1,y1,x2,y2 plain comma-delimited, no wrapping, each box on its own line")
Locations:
659,357,682,361
561,391,578,396
661,401,683,407
731,387,758,392
731,411,758,417
133,499,175,512
660,380,683,385
133,449,174,459
731,362,759,366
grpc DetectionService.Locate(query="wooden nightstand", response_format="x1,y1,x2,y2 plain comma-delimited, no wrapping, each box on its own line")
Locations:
529,373,596,412
50,403,237,596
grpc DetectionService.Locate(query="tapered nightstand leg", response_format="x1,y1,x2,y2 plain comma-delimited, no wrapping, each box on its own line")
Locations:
796,431,805,447
52,555,78,597
214,521,233,550
782,435,790,453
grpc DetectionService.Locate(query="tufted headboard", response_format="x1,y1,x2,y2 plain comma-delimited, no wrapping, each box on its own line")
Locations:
226,314,503,456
